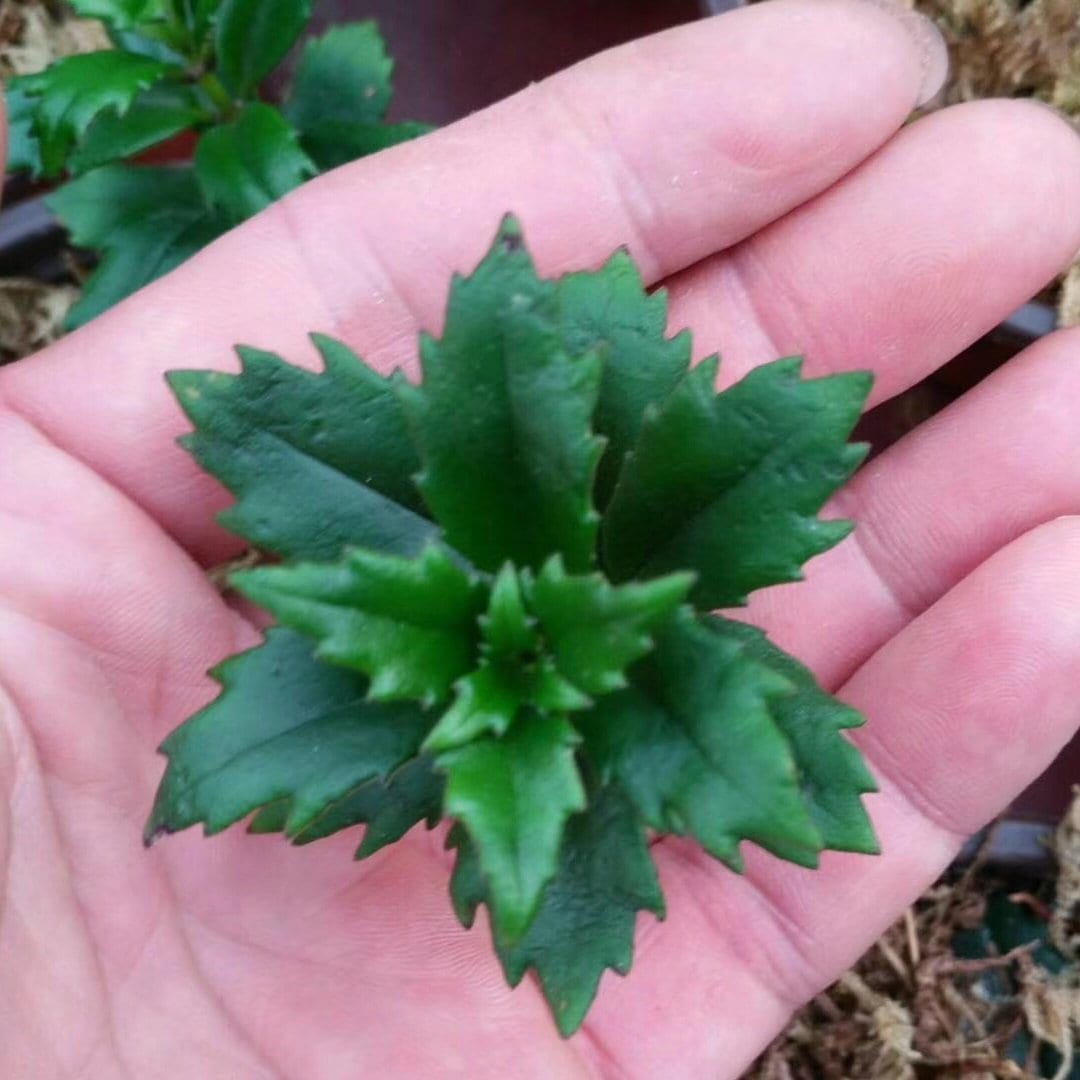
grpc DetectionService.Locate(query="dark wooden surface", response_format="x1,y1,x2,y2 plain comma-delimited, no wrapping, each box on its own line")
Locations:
307,0,703,124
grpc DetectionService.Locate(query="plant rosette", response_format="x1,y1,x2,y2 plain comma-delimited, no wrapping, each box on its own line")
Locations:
146,215,879,1036
8,0,429,329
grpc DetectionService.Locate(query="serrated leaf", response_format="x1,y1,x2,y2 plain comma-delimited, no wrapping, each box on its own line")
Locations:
145,628,431,842
6,83,42,177
527,555,693,697
214,0,311,96
423,564,589,752
424,659,589,754
250,754,445,858
557,251,689,508
233,545,485,706
402,216,604,574
68,0,163,30
68,83,204,175
194,104,316,224
14,52,174,176
450,785,663,1036
603,357,871,609
283,24,432,171
284,22,393,131
578,610,822,870
298,120,432,172
714,617,877,854
168,336,432,561
439,712,585,944
47,164,229,328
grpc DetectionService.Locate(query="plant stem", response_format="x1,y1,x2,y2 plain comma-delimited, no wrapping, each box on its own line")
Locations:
199,73,238,122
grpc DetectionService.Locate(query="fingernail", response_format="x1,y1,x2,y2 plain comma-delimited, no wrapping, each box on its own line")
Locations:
858,0,949,107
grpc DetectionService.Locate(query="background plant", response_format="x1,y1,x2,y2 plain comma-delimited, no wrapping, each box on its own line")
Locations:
146,216,880,1036
8,0,428,327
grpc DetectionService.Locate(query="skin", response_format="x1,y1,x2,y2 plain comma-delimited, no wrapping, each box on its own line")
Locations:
2,1,1080,1075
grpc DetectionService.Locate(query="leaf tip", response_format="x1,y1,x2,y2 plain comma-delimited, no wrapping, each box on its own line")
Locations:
495,213,525,253
143,821,170,849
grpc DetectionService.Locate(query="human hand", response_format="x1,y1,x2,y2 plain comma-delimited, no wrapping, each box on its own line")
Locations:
3,2,1080,1076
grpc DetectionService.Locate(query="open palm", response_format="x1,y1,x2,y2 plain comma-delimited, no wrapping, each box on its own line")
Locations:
4,3,1080,1077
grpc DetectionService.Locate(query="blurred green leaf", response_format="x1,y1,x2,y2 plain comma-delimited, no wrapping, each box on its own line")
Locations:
194,104,316,224
214,0,312,96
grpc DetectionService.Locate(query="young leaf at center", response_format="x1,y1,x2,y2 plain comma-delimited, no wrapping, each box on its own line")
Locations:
526,555,694,696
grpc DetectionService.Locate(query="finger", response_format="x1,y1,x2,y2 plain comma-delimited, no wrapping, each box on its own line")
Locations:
667,98,1080,407
0,403,246,749
0,0,940,562
743,324,1080,689
582,516,1080,1079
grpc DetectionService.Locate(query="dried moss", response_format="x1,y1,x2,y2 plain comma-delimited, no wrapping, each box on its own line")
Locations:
905,0,1080,327
0,0,108,80
748,791,1080,1080
906,0,1080,113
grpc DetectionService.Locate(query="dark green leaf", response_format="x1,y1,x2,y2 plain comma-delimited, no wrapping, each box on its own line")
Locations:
214,0,311,96
984,892,1065,975
68,83,204,175
401,216,604,573
285,22,393,131
233,545,485,706
603,357,871,609
251,754,445,859
450,785,663,1036
14,52,173,176
47,164,228,328
68,0,163,29
440,712,585,944
167,335,432,561
175,0,222,38
298,119,432,172
194,104,316,224
145,628,431,842
557,251,689,508
527,555,693,696
578,610,822,870
714,617,877,854
5,83,42,176
283,24,432,171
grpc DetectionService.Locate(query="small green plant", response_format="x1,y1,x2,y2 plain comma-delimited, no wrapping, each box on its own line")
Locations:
146,216,879,1036
8,0,427,328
